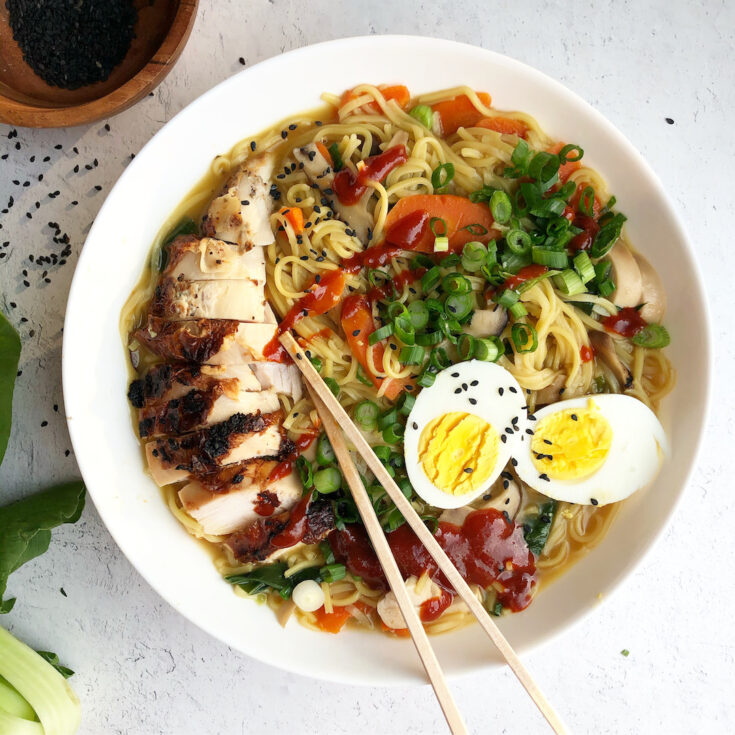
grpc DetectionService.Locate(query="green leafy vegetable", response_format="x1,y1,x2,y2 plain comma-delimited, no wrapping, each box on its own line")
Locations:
0,483,86,614
0,312,21,466
620,649,630,657
328,143,344,171
34,652,74,679
225,562,291,595
523,500,558,556
156,217,197,271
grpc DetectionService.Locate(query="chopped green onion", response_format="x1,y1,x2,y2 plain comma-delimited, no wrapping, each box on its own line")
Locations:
354,400,380,430
554,268,587,296
511,139,532,171
356,366,373,386
316,433,335,466
320,563,346,583
417,370,436,388
386,301,408,320
397,477,413,499
368,323,394,345
431,163,455,191
323,377,340,396
429,217,447,237
631,324,670,349
296,456,313,490
528,151,560,187
511,322,539,353
320,540,336,564
578,186,595,216
500,249,532,272
382,423,405,444
426,297,444,313
573,251,595,284
309,355,323,373
394,315,415,345
313,467,342,495
384,506,405,532
508,301,528,319
333,497,359,528
397,392,416,416
444,292,473,320
496,289,520,308
594,261,612,283
399,345,424,365
558,143,584,164
506,229,532,255
377,408,399,430
442,273,472,294
440,253,461,268
433,236,449,252
598,278,616,298
429,347,451,370
373,444,392,463
328,143,344,171
489,190,512,224
461,241,487,272
407,300,429,330
421,266,441,292
532,247,568,269
416,330,442,346
388,451,405,469
475,336,503,362
590,213,627,259
462,223,489,236
409,104,433,128
458,334,476,360
558,180,577,200
411,253,434,269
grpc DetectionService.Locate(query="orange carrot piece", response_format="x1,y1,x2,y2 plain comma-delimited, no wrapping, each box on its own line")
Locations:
476,116,528,138
340,84,411,113
315,141,333,167
279,206,304,235
313,605,352,634
384,194,499,253
432,92,492,135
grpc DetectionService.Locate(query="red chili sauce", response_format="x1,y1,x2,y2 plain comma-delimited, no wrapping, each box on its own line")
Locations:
580,344,595,363
502,264,548,292
333,145,408,205
328,508,537,617
253,490,280,517
268,430,318,483
602,306,648,338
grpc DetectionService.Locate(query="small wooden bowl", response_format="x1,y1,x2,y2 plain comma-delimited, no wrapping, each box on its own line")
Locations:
0,0,198,128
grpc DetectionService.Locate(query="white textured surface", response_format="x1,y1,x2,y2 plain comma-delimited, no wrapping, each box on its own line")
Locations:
0,2,733,733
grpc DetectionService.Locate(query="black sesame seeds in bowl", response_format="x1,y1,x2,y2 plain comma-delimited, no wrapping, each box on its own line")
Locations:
0,0,199,128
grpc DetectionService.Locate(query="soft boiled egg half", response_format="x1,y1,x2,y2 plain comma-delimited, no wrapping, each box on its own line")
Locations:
512,394,669,506
403,361,529,509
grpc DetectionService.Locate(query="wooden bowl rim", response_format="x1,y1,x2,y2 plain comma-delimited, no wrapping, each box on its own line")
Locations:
0,0,198,128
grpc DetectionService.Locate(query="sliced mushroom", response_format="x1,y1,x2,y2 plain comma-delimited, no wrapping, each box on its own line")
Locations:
384,130,409,150
534,373,567,406
475,477,522,520
464,306,508,338
589,331,632,388
377,575,443,630
633,252,666,323
293,144,374,243
607,243,642,307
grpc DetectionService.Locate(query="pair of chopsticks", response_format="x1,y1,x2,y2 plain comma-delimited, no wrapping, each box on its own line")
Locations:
279,332,566,735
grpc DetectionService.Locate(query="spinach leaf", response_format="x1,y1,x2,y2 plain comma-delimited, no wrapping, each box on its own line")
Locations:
225,562,322,599
523,500,558,556
35,650,74,678
0,312,21,466
155,217,198,271
0,482,86,613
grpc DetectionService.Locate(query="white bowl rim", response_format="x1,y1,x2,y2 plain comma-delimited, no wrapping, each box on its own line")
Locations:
62,35,713,687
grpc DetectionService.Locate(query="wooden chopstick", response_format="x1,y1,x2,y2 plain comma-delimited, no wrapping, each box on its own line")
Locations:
308,387,467,735
280,331,566,735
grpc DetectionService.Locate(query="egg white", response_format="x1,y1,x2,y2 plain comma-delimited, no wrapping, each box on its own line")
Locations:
403,361,528,509
513,394,669,506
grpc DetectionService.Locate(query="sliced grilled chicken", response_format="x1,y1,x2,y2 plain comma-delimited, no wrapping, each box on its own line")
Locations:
137,387,280,439
293,143,374,243
225,495,335,562
164,235,266,283
150,278,266,322
145,411,287,486
249,362,303,403
128,363,262,408
179,470,302,536
133,317,277,365
202,153,276,248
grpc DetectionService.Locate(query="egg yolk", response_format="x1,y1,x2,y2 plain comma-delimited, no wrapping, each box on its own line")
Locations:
531,399,613,480
418,412,499,496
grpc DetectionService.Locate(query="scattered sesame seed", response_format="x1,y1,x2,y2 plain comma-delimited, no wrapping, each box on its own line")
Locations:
590,497,599,505
412,422,418,430
463,467,473,474
509,386,518,393
469,398,477,405
539,473,550,481
64,449,70,457
498,387,504,396
451,372,459,378
239,57,245,65
41,420,48,427
571,414,578,421
665,117,674,125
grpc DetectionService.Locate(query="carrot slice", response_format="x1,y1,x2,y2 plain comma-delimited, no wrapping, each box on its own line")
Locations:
279,206,304,234
547,142,581,183
432,92,492,135
315,141,333,167
568,183,602,217
384,194,498,253
341,293,410,402
313,605,352,634
340,84,411,114
476,116,528,138
379,620,411,637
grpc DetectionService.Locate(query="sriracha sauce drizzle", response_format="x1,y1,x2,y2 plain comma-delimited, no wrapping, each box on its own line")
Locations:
333,145,408,205
603,306,648,338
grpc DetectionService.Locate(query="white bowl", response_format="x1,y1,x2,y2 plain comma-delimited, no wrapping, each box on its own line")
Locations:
62,36,711,685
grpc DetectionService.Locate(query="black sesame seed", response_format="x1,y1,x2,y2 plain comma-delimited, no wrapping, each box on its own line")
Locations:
571,414,578,421
250,141,257,151
539,473,550,481
295,353,302,360
64,450,70,457
239,57,245,65
451,372,459,378
498,387,504,396
288,123,297,130
41,420,48,427
454,388,462,394
412,422,418,430
591,498,599,505
665,117,674,125
352,329,360,336
281,130,288,139
469,398,477,405
463,467,473,474
509,386,518,393
543,439,552,445
501,435,507,443
511,458,518,467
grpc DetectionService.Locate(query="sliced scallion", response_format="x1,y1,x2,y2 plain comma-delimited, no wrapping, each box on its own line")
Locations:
578,186,595,216
382,423,405,444
320,563,346,583
397,392,416,416
316,433,335,466
323,377,340,396
409,104,433,128
573,251,595,284
394,315,415,345
496,289,520,308
631,324,670,349
508,301,528,319
458,333,476,360
407,300,429,330
461,241,487,272
532,247,568,269
489,190,512,224
368,323,394,345
475,336,503,362
415,330,442,346
433,236,449,252
506,229,532,255
377,408,399,431
421,266,441,292
444,292,473,320
554,268,586,296
511,322,538,353
431,163,455,191
399,345,424,365
354,400,380,430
